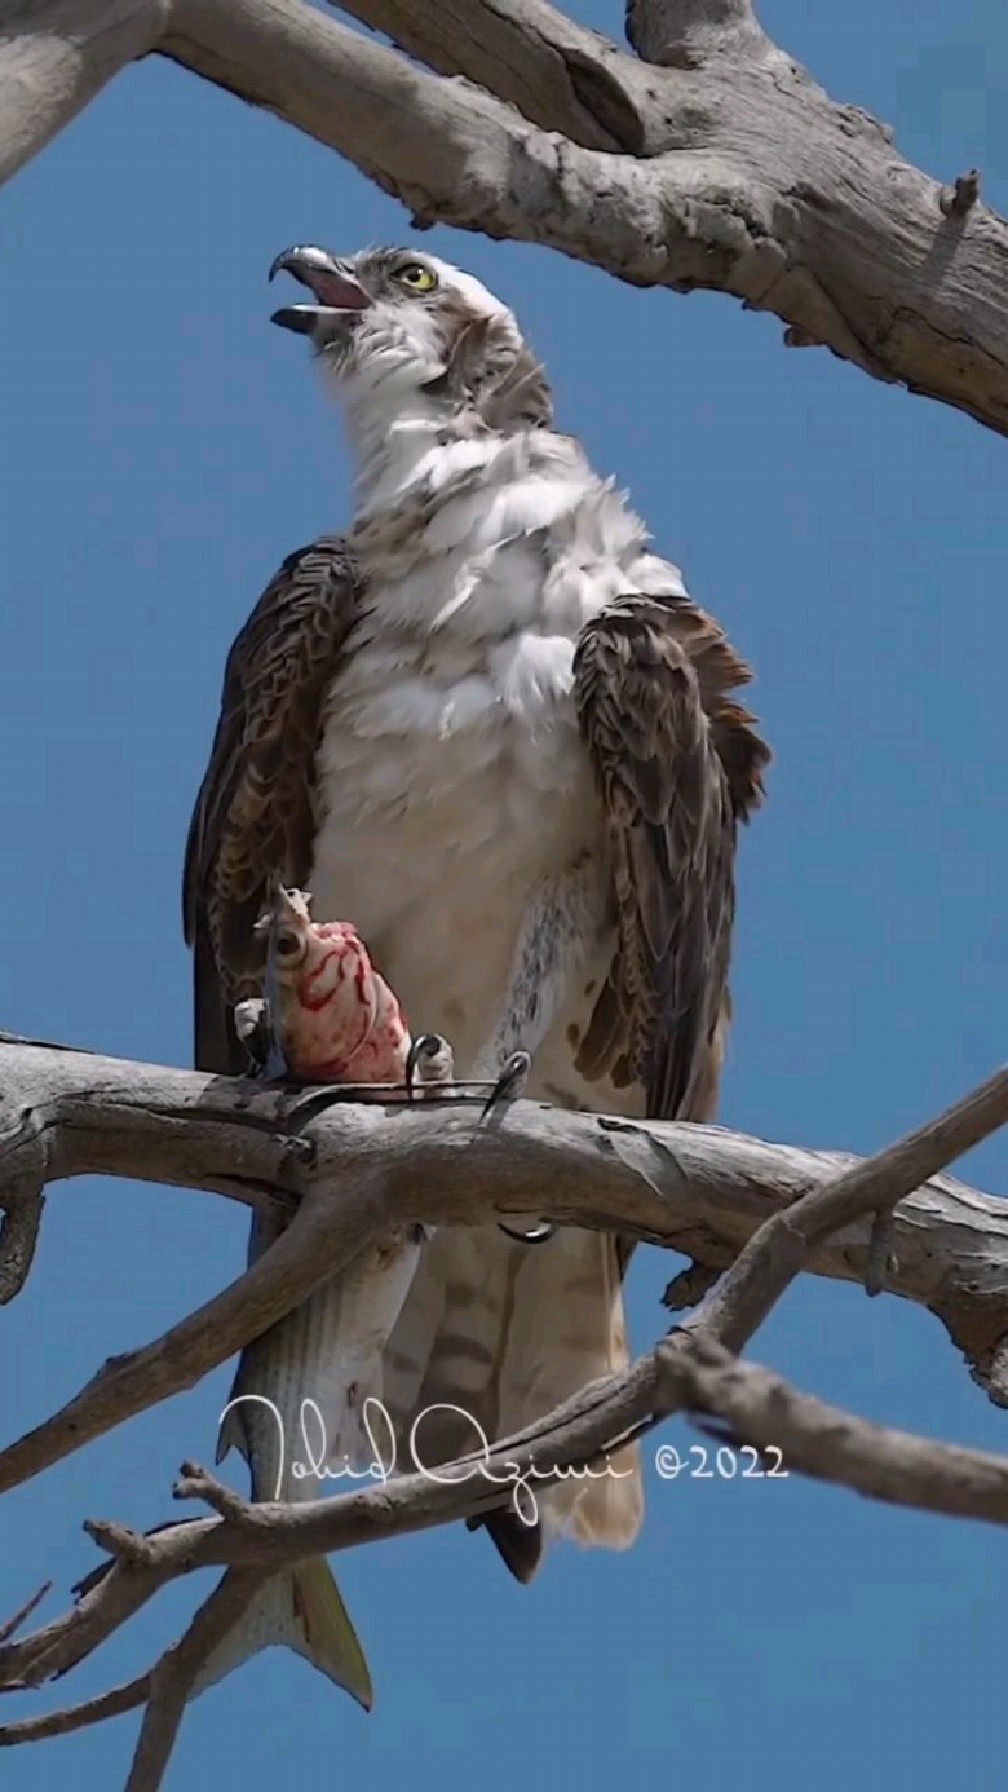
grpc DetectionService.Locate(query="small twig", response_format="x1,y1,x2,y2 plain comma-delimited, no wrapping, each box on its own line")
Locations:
5,1556,164,1692
0,1030,97,1054
0,1584,51,1648
664,1332,1008,1524
82,1520,161,1567
172,1461,253,1520
0,1674,150,1746
939,168,981,218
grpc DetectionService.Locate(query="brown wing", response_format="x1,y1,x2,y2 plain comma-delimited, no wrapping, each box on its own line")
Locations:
182,536,364,1073
440,594,768,1580
574,593,770,1127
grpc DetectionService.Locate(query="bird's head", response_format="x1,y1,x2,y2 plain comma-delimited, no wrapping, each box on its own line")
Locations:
269,244,552,429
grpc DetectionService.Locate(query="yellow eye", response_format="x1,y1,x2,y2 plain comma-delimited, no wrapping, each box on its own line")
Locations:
394,263,438,293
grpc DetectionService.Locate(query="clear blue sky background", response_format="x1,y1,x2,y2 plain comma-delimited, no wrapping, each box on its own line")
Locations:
2,1,1007,1784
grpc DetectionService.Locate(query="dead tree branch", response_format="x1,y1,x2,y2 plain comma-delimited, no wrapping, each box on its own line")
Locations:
0,0,167,182
685,1063,1008,1354
2,1038,1008,1504
122,1573,261,1792
666,1333,1008,1523
0,1676,151,1747
1,0,1006,434
4,1061,1008,1783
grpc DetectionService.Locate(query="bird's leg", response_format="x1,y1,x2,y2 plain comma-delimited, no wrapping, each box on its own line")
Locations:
470,859,603,1243
403,1034,457,1245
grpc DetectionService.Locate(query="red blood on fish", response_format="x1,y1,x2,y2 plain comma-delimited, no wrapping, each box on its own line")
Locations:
274,910,410,1084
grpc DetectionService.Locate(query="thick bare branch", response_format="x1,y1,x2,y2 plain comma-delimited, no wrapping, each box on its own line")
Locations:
0,1582,51,1647
157,0,1008,436
331,0,659,151
0,0,166,187
8,1215,1008,1704
0,1157,394,1498
2,1039,1008,1504
4,1062,1008,1770
8,1322,1008,1759
2,0,1005,433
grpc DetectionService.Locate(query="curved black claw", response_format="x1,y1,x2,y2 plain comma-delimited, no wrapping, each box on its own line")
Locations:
498,1219,556,1247
479,1051,551,1242
406,1032,450,1095
480,1049,532,1122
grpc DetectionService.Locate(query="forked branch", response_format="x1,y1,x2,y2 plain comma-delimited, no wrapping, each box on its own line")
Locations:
1,0,1006,433
2,1060,1008,1788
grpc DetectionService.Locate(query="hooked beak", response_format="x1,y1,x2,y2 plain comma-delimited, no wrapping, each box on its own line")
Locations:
268,245,371,337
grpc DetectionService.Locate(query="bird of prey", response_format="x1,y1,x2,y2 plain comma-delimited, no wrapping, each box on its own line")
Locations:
183,244,769,1672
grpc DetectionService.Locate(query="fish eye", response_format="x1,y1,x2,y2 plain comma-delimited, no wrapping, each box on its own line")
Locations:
393,262,438,294
273,929,302,959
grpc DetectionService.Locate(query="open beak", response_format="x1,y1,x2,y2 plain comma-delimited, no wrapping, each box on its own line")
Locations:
269,245,371,336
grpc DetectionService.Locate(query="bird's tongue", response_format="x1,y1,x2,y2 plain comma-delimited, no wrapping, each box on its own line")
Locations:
297,271,370,311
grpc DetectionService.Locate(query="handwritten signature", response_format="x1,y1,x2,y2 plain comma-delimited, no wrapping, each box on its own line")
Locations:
219,1395,636,1528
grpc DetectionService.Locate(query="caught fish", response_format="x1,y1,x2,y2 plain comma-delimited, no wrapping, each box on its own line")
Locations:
195,887,453,1707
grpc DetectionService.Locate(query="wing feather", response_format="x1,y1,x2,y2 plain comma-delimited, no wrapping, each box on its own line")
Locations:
182,536,363,1072
574,590,770,1124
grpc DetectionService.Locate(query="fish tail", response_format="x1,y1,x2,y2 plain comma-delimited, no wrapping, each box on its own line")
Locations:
189,1561,373,1710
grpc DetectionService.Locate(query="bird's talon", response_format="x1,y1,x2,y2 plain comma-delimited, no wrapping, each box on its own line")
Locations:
480,1049,532,1120
498,1219,556,1246
406,1032,455,1096
406,1032,441,1090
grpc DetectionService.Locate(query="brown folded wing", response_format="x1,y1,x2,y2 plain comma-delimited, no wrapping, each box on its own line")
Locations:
182,536,363,1073
574,593,770,1131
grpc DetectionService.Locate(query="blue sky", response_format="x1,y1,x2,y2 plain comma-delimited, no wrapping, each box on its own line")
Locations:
2,0,1007,1784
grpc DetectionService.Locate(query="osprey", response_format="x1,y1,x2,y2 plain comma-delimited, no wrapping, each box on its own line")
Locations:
183,245,769,1665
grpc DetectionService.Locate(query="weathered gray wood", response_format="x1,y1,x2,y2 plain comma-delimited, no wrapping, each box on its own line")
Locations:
0,0,164,187
2,1037,1008,1412
161,0,1008,434
1,0,1005,434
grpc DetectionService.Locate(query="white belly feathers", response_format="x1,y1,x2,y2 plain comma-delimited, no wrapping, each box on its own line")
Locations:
306,428,659,1080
